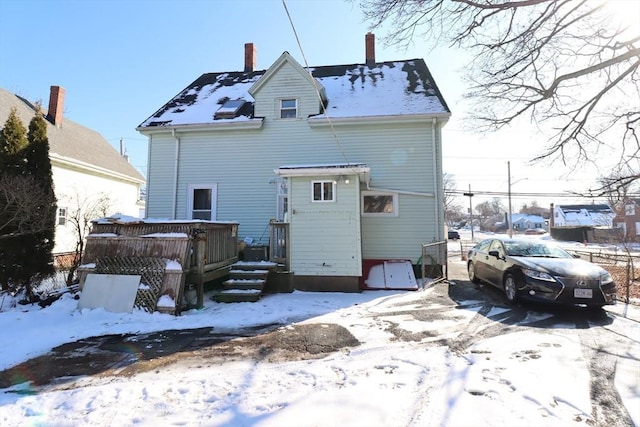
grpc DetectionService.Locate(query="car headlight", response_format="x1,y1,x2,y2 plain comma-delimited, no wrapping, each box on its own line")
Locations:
522,268,556,282
600,272,614,285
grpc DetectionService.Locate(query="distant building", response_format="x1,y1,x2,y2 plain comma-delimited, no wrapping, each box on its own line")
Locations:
0,86,146,253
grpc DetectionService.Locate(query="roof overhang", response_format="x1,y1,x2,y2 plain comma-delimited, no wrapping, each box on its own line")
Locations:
275,163,370,183
51,154,145,185
307,112,451,127
136,118,264,135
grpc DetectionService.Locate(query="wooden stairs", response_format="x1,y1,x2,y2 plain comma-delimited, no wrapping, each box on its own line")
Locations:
214,261,279,303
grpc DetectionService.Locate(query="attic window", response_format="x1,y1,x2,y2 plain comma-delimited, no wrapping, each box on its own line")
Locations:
215,99,246,119
280,99,297,119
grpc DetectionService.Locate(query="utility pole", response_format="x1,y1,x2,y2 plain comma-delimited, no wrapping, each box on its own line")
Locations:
508,161,513,238
463,184,474,241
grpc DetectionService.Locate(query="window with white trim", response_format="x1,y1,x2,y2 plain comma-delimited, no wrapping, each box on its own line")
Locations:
361,192,398,216
57,207,67,226
312,180,335,202
188,184,217,220
280,98,297,119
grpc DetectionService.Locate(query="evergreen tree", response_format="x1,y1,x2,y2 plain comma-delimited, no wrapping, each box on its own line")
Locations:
0,108,29,291
0,107,28,174
23,105,57,290
0,106,57,297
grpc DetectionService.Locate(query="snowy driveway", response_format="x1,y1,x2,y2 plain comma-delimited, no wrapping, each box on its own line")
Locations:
0,258,639,426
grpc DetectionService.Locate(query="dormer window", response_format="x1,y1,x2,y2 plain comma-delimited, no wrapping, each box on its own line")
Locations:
280,99,297,119
215,99,246,119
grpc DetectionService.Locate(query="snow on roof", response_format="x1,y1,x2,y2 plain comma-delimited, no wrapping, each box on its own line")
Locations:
138,59,450,128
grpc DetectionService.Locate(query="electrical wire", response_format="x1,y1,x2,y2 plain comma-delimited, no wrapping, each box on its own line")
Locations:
281,0,350,164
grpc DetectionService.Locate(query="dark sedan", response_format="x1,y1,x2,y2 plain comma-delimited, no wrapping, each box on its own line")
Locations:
467,238,616,307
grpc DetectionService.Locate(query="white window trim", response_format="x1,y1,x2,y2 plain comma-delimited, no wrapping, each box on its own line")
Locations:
57,207,67,226
279,98,298,119
311,180,336,202
361,191,399,217
187,183,217,220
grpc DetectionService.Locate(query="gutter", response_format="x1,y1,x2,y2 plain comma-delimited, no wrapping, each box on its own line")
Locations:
172,128,180,220
432,118,441,240
308,112,451,127
366,186,435,198
136,119,264,135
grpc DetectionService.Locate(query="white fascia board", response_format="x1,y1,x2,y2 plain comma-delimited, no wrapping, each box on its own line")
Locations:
136,118,264,135
51,154,145,185
275,165,370,178
307,112,451,127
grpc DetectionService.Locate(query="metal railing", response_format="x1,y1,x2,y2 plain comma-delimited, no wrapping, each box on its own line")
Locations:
421,240,448,287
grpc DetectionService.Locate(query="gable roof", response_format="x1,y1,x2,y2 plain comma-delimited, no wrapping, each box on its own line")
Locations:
0,88,144,184
138,55,450,129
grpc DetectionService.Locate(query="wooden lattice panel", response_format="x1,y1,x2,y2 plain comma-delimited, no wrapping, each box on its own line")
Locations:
95,257,166,313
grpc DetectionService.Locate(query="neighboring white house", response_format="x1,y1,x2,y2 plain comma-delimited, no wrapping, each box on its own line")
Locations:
552,204,615,227
0,86,146,254
137,34,451,292
511,214,546,231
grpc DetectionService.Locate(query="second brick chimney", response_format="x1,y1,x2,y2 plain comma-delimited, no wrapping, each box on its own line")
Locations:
47,85,65,126
365,32,375,67
245,43,257,72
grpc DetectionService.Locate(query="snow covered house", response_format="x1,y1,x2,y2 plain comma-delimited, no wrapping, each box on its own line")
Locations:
614,198,640,240
511,214,546,231
137,34,451,292
0,86,146,254
552,204,615,227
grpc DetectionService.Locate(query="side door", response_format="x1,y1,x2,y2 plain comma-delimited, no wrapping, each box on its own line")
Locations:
472,239,492,281
484,239,507,287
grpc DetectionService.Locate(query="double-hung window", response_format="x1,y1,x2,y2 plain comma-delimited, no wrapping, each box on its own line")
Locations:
280,98,297,119
312,180,335,202
188,184,217,220
57,207,67,226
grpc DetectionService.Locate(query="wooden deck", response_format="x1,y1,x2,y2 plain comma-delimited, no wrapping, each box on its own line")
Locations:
83,218,239,311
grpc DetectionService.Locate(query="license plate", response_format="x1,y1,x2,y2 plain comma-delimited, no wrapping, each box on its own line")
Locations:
574,289,592,298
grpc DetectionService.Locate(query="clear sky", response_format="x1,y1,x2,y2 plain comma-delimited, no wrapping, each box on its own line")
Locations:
0,0,632,211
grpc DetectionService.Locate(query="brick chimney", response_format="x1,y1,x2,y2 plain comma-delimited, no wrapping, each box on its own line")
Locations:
365,32,375,67
244,43,257,72
47,85,65,126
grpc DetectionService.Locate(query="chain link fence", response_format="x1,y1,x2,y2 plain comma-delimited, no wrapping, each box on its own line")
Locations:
567,248,639,304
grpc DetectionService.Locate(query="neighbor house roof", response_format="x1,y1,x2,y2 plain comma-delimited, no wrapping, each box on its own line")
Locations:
0,88,144,184
137,55,451,129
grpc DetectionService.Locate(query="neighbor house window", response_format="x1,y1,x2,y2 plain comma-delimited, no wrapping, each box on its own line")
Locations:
361,192,398,216
188,184,217,220
280,99,297,119
625,204,635,216
57,207,67,226
312,180,335,202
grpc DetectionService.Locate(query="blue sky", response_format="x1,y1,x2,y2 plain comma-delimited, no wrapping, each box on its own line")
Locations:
0,0,626,208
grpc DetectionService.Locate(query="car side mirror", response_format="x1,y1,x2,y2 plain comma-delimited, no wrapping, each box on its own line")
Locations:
488,250,502,260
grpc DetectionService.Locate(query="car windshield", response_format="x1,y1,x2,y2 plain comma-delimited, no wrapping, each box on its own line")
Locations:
504,241,572,258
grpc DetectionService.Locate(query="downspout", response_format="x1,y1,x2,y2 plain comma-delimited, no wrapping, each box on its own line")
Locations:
432,118,441,241
171,129,180,220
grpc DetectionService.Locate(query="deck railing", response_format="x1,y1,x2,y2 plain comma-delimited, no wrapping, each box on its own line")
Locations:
269,220,289,269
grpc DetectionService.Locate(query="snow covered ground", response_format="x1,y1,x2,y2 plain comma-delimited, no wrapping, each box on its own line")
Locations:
1,270,639,426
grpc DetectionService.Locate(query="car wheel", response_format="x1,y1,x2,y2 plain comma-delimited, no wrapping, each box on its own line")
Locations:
503,273,519,304
468,262,480,284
